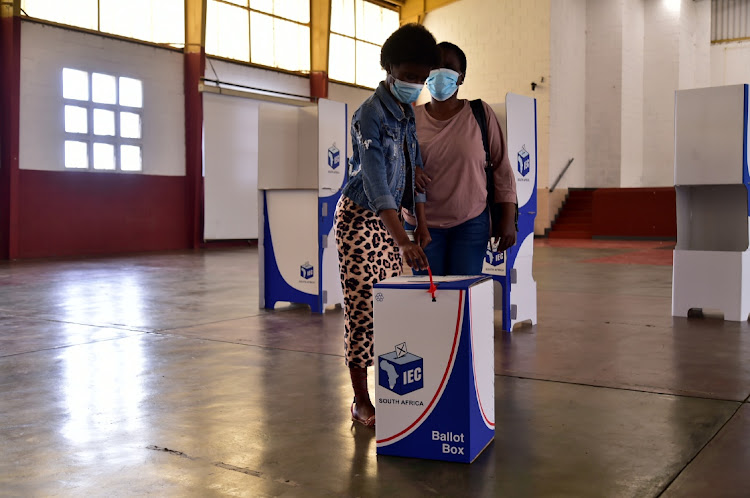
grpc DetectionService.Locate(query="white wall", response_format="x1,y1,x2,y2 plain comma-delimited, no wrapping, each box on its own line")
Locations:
205,58,310,98
550,0,586,190
642,0,683,187
585,0,623,188
711,40,750,86
620,0,645,188
641,0,711,187
20,21,185,176
681,0,711,90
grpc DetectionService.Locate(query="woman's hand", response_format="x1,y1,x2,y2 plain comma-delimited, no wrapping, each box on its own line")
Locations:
399,240,430,271
414,224,432,249
492,202,517,252
415,167,431,194
493,219,516,252
377,208,430,271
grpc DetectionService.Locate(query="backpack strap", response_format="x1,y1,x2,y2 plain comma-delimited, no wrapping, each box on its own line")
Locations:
469,99,494,207
470,99,519,233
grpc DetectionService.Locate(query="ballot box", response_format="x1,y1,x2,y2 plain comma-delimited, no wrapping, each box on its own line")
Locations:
373,275,495,463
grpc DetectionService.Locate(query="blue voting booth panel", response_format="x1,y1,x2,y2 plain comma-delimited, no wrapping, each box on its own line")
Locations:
483,93,538,331
374,276,495,463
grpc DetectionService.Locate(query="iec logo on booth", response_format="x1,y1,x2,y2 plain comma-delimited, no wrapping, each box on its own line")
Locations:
517,145,530,177
485,248,504,267
300,261,314,280
379,342,423,396
328,143,340,170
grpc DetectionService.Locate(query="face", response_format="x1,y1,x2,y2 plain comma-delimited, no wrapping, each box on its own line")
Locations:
439,48,465,85
387,62,432,85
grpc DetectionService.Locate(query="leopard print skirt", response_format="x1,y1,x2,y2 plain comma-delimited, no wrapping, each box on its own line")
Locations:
335,196,403,368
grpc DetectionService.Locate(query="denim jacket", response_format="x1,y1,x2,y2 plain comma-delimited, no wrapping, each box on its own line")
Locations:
342,81,427,214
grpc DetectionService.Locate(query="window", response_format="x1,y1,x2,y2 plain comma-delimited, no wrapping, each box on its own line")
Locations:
63,68,143,172
99,0,185,46
712,0,750,43
21,0,98,31
329,0,399,88
21,0,185,47
206,0,311,72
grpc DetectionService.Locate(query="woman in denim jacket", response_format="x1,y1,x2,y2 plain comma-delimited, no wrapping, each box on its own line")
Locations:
335,23,439,428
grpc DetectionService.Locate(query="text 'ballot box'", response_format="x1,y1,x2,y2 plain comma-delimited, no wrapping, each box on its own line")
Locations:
374,275,495,463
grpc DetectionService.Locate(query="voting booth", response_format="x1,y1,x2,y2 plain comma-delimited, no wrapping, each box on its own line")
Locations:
374,275,495,463
258,99,348,313
672,84,750,321
481,93,538,331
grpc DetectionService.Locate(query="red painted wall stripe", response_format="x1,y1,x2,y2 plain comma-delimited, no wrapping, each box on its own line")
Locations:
18,170,188,258
592,187,677,239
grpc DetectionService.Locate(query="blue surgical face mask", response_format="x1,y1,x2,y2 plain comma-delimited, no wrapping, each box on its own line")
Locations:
426,68,460,101
389,77,424,104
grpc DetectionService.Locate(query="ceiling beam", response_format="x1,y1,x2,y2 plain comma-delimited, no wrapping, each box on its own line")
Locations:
400,0,460,24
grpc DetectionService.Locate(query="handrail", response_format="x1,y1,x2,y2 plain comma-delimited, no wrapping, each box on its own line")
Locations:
550,158,574,193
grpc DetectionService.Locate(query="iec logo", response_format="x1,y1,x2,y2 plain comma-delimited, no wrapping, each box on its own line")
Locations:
328,143,340,170
379,342,423,395
517,145,530,177
485,248,504,267
300,261,314,280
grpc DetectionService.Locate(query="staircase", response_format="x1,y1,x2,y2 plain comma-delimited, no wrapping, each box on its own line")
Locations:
549,189,594,239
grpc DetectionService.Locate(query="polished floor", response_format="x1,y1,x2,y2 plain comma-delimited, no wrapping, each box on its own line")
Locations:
2,240,749,497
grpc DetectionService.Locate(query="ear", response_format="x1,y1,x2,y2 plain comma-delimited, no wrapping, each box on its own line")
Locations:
458,72,465,86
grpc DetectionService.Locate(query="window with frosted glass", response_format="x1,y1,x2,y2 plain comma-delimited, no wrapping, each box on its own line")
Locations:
99,0,185,46
206,0,310,72
206,0,251,63
21,0,98,30
329,0,399,88
22,0,185,46
62,69,143,172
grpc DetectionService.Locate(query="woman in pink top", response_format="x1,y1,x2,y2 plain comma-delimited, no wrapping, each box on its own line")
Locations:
404,42,517,275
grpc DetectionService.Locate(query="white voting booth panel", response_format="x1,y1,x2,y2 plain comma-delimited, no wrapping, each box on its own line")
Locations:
258,99,347,313
374,276,494,463
672,84,750,321
673,250,750,321
203,93,259,240
481,93,538,331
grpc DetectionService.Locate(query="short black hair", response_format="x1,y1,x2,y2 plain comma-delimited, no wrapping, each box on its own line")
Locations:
437,41,467,73
380,23,440,71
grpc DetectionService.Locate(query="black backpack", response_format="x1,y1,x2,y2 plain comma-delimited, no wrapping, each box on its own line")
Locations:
469,99,519,233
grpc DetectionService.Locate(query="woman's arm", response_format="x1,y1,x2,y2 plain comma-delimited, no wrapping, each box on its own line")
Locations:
379,208,429,270
353,106,399,213
354,106,429,269
413,202,431,249
484,101,517,250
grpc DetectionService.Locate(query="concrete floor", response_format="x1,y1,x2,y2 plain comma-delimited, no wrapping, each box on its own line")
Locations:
1,240,749,497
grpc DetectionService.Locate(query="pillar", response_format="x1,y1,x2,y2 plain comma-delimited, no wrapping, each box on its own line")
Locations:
0,0,20,259
185,0,206,248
